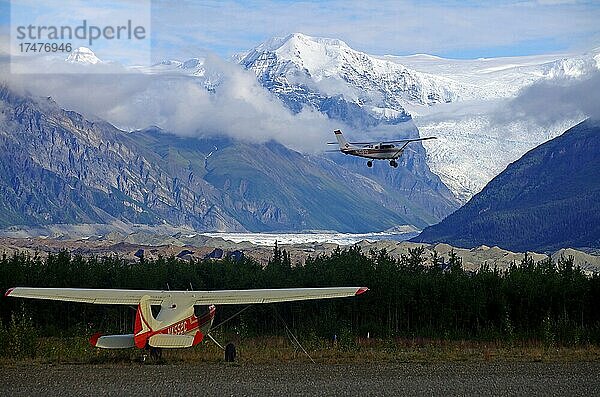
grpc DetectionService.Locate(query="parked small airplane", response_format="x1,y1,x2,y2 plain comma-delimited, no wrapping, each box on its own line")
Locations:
327,129,437,168
4,286,368,360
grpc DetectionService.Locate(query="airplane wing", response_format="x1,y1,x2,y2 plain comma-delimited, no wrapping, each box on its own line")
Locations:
326,137,436,145
5,287,166,305
5,286,368,305
190,287,368,305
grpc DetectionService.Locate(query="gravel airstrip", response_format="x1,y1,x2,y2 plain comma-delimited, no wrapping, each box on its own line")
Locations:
2,361,599,396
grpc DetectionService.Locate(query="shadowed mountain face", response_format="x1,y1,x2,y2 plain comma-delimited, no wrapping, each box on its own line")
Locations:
413,119,600,252
131,129,430,232
0,87,456,232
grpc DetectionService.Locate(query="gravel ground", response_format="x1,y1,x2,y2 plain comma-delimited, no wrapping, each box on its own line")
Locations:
1,361,599,396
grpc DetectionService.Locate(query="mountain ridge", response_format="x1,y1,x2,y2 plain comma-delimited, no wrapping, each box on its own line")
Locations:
412,119,600,252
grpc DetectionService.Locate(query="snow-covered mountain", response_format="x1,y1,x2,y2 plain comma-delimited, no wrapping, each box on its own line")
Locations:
238,33,470,121
137,57,224,91
236,34,600,201
382,52,599,103
65,47,102,64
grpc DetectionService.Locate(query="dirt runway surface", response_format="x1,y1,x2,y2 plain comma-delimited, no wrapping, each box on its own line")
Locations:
2,361,599,396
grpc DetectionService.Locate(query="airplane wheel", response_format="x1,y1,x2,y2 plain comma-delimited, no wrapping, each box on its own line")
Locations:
390,160,398,168
150,347,162,362
367,161,373,168
225,342,236,362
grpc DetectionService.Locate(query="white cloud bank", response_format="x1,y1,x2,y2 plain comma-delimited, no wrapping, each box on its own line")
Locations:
504,71,600,124
1,52,342,153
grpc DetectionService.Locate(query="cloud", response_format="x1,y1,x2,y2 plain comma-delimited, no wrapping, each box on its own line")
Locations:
1,53,343,153
503,71,600,125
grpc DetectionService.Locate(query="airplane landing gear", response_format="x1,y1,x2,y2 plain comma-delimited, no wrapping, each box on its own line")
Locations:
225,342,236,362
142,346,163,363
389,160,398,168
150,347,162,361
367,160,373,168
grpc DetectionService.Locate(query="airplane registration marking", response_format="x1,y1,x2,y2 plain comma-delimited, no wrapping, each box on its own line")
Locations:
346,148,397,155
167,321,187,335
164,316,199,335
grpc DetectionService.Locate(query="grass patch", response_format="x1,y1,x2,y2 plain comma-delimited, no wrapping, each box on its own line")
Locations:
1,335,598,365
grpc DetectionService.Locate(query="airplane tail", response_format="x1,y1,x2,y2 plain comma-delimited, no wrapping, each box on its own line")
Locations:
333,129,350,149
134,295,160,348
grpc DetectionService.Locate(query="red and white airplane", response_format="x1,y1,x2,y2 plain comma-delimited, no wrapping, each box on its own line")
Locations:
327,129,437,168
5,286,368,359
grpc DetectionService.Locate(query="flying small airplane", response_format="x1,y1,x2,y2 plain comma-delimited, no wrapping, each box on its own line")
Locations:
4,286,368,360
327,129,437,168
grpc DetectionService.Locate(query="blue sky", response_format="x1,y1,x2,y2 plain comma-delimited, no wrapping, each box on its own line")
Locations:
149,0,600,60
2,0,600,62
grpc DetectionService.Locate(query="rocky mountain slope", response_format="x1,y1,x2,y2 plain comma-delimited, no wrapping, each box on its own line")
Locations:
413,119,600,252
0,87,236,230
0,86,453,232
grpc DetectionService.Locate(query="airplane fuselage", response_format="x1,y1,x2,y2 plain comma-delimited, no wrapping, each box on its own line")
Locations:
157,306,215,337
341,145,404,160
328,129,436,167
133,296,216,349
